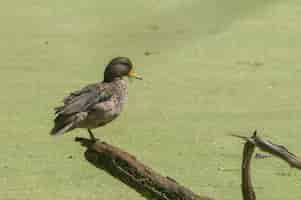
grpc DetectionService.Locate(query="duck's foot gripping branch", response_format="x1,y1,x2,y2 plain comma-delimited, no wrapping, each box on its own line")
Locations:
75,137,213,200
233,131,301,200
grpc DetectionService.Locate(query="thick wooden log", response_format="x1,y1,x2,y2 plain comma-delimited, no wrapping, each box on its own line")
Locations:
75,137,213,200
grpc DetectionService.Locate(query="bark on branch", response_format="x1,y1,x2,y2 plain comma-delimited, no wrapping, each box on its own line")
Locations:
75,137,213,200
240,140,256,200
233,131,301,200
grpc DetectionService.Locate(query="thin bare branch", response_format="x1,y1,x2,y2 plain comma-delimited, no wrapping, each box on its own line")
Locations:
233,131,301,200
241,140,256,200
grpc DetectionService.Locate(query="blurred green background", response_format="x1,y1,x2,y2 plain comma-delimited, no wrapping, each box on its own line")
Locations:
1,0,301,199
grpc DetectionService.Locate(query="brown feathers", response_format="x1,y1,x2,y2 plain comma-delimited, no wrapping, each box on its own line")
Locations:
50,57,140,136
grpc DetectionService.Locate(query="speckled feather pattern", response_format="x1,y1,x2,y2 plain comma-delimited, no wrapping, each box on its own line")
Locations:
79,78,128,129
75,78,128,129
51,78,128,134
50,56,135,136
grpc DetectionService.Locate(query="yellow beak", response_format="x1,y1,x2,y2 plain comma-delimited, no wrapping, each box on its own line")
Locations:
128,69,143,80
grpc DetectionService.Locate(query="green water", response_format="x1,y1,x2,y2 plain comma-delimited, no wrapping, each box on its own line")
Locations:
1,1,301,199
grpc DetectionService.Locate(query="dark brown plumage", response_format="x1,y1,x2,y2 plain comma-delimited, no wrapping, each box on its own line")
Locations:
50,57,142,138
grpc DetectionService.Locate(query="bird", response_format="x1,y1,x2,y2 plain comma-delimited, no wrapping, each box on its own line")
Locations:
50,57,142,140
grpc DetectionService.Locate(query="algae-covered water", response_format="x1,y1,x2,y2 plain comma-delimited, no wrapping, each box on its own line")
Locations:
1,1,301,199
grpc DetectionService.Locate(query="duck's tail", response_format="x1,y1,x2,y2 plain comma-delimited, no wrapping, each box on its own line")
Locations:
50,122,74,136
50,115,76,136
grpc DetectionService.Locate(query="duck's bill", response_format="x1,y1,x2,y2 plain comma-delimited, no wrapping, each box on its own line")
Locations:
128,70,143,80
132,75,143,80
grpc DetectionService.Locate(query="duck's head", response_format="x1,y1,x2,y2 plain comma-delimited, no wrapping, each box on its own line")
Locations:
103,57,142,82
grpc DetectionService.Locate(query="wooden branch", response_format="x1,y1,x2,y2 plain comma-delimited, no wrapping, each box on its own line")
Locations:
241,138,256,200
75,137,213,200
233,131,301,169
233,131,301,200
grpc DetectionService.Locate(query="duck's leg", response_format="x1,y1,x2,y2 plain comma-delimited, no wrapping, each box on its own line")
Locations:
88,129,98,142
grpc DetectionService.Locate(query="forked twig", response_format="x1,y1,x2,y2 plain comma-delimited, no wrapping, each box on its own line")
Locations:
233,131,301,200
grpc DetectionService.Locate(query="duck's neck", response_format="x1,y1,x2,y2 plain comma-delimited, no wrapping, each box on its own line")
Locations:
103,76,122,83
111,78,128,108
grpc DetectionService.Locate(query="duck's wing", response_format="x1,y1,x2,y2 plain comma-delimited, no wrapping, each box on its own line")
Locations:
55,83,111,115
50,83,112,135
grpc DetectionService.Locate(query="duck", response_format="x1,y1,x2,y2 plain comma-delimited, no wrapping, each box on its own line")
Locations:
50,57,142,140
